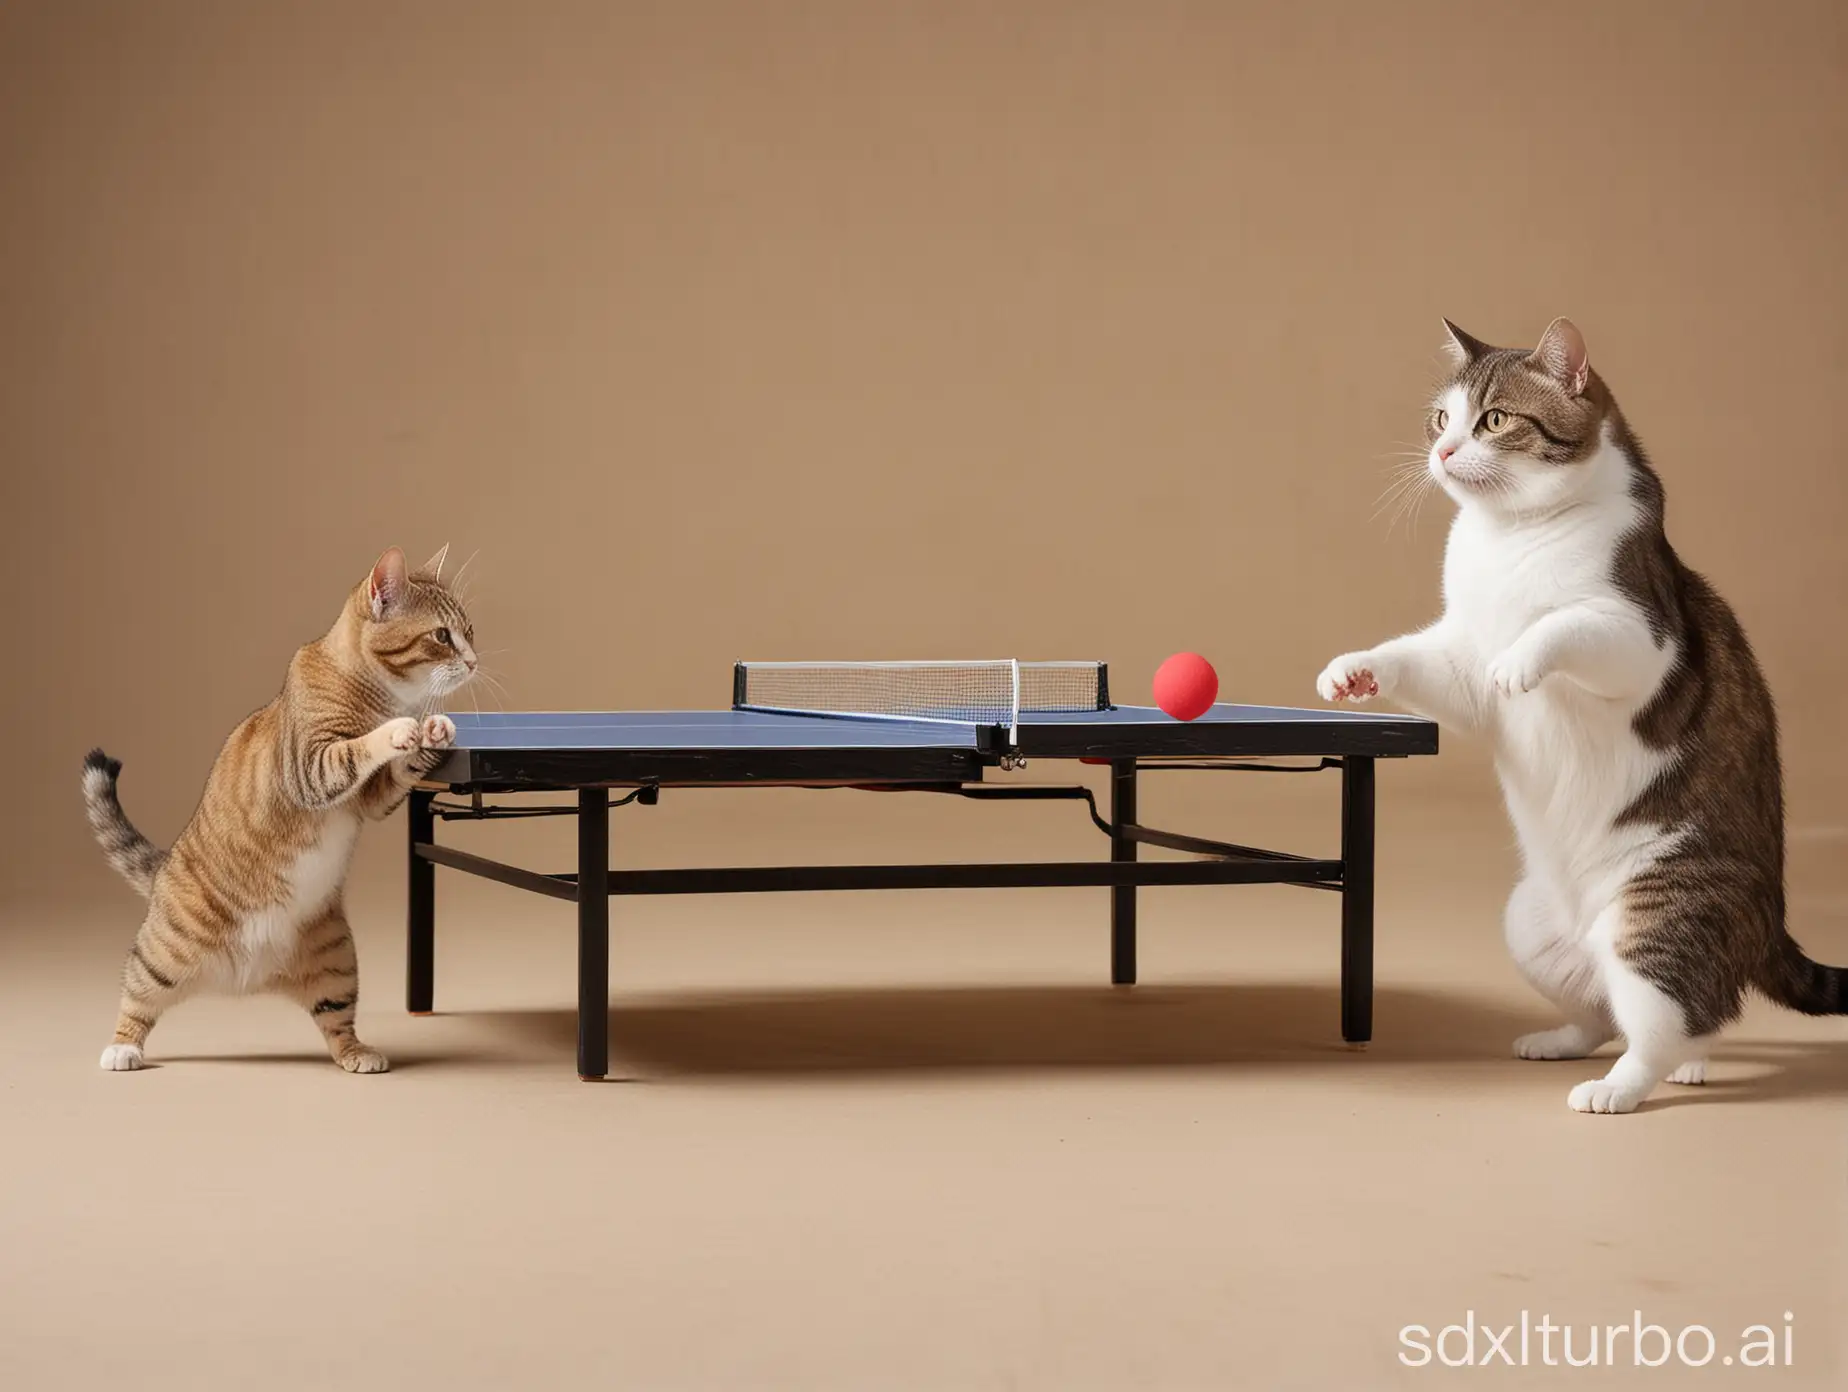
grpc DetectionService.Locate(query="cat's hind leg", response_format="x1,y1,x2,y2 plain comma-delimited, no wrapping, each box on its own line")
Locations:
282,909,388,1074
1566,901,1726,1114
1505,876,1616,1061
100,904,206,1070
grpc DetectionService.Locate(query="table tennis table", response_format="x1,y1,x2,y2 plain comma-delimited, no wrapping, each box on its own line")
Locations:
407,660,1438,1079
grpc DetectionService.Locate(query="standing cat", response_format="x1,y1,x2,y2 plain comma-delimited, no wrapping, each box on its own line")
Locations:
82,545,478,1073
1316,318,1845,1113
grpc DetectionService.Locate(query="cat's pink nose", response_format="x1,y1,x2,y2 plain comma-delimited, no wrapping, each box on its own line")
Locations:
1437,444,1456,463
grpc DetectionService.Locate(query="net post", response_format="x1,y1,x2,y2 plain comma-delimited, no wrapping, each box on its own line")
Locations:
731,662,747,710
1008,659,1021,748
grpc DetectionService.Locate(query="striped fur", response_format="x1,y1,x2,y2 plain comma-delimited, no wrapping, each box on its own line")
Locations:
81,751,166,895
85,546,478,1074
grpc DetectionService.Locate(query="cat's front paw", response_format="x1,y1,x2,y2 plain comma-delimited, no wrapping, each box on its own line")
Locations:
378,717,422,754
1566,1078,1648,1114
419,715,456,750
1316,652,1384,703
1486,645,1546,697
99,1043,147,1071
337,1043,391,1074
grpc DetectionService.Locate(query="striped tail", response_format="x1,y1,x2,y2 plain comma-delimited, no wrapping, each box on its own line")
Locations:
82,749,167,897
1761,931,1848,1016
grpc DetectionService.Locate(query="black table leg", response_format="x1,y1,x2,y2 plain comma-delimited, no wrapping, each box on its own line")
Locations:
1340,756,1376,1044
406,788,435,1015
1111,759,1137,985
577,787,611,1080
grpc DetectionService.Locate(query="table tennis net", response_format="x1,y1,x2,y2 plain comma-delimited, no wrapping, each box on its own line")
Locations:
733,660,1107,734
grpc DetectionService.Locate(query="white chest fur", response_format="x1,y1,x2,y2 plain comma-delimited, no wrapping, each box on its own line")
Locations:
1439,447,1680,906
220,813,363,992
1444,491,1637,661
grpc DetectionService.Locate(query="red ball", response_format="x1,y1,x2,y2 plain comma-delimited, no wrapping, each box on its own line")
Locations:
1153,652,1218,721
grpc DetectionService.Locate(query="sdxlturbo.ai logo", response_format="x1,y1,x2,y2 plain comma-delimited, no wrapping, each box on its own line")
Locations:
1399,1311,1796,1369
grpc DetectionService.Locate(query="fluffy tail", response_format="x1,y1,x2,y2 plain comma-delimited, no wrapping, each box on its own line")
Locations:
1760,931,1848,1016
82,749,167,897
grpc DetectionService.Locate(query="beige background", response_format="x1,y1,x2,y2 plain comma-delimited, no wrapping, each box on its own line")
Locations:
2,3,1844,1389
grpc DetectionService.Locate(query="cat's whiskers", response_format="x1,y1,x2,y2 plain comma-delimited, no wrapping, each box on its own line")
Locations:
1373,459,1438,540
472,669,511,714
1390,486,1438,540
1370,475,1421,528
1369,467,1420,520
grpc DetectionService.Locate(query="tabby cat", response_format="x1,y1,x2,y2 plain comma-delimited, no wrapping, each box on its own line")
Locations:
1316,317,1845,1113
82,546,478,1073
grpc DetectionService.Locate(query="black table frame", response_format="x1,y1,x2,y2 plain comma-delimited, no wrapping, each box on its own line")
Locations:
403,720,1433,1079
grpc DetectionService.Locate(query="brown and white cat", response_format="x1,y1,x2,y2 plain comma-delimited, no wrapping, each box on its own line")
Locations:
1316,318,1845,1113
82,545,478,1073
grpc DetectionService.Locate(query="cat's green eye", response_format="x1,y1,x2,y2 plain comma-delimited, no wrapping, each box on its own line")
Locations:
1483,409,1511,433
433,627,452,647
1435,410,1449,430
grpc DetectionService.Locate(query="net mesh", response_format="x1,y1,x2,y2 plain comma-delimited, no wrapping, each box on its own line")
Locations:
1018,661,1107,713
735,660,1105,729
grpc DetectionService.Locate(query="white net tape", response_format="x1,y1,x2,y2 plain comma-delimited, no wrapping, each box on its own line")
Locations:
735,660,1105,740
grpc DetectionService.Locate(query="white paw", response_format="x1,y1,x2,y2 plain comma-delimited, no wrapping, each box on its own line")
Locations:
338,1045,390,1074
1315,653,1382,703
1567,1078,1647,1114
99,1043,146,1071
1486,647,1545,697
1515,1025,1604,1061
381,717,421,754
1667,1059,1707,1086
419,714,456,750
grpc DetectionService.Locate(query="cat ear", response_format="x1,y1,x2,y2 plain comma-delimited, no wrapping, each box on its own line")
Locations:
367,547,409,620
1528,317,1590,395
1440,318,1491,364
422,542,450,582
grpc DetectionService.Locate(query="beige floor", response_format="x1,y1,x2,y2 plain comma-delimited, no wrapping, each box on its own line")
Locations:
2,781,1844,1390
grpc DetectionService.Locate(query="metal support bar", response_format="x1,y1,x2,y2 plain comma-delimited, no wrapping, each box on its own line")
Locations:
415,844,578,900
431,785,657,821
1119,824,1340,888
1131,758,1340,774
607,857,1343,896
414,843,1344,897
